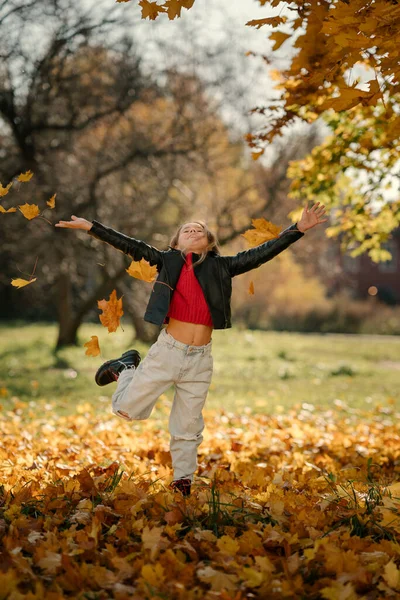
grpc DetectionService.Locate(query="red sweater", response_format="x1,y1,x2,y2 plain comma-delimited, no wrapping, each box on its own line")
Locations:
164,252,213,327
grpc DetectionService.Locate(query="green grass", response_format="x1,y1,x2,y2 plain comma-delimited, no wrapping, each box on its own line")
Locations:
0,321,399,419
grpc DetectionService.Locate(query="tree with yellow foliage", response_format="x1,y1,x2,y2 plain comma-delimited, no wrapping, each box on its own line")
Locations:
134,0,400,262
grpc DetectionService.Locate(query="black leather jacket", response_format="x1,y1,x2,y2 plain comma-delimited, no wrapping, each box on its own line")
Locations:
87,220,305,329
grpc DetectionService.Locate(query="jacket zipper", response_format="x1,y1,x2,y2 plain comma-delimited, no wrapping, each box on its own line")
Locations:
217,259,228,328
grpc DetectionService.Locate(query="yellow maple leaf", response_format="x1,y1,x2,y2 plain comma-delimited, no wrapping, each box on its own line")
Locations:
17,170,34,182
216,535,240,555
241,217,282,247
320,581,357,600
0,205,17,213
197,566,238,592
0,182,12,197
139,0,165,19
126,258,157,282
241,566,265,588
97,289,124,333
248,281,255,295
18,203,40,220
141,563,165,586
83,336,101,357
383,559,400,590
11,277,37,288
47,194,56,208
142,525,164,559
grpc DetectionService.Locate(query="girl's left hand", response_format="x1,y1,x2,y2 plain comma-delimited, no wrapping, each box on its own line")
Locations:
297,202,328,233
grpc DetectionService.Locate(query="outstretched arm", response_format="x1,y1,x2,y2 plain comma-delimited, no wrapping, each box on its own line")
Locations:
55,215,164,269
223,202,327,278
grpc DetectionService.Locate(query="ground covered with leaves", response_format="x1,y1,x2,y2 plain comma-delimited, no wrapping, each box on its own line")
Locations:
1,400,400,599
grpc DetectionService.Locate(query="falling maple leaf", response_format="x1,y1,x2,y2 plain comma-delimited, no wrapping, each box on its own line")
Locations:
97,289,124,332
11,277,37,288
251,150,264,160
18,203,40,220
164,0,194,19
269,31,291,51
17,170,34,182
241,217,282,247
0,182,12,197
47,194,56,209
126,258,157,282
83,336,101,357
246,16,287,29
0,205,17,213
139,0,165,20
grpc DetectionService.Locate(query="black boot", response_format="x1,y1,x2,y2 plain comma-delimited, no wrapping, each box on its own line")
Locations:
169,478,191,497
95,350,141,386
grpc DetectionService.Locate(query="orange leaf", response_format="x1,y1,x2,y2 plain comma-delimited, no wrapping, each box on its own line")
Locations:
139,0,165,19
163,0,194,19
241,217,282,247
246,16,287,29
126,258,157,282
47,194,56,208
83,335,101,357
269,31,291,51
0,182,12,197
319,82,383,112
251,150,264,160
11,277,37,288
97,289,124,332
0,205,17,213
248,281,255,295
17,170,34,182
18,203,40,220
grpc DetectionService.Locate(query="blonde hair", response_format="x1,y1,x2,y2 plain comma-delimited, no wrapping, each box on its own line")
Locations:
169,220,221,269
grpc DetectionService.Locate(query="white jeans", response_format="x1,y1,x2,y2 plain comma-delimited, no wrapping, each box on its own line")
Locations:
111,327,214,482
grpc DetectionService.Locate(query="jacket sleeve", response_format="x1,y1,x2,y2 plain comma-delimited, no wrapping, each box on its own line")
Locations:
223,223,305,278
87,220,164,269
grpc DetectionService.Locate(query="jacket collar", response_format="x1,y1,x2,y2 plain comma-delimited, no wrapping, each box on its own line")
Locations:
167,246,218,256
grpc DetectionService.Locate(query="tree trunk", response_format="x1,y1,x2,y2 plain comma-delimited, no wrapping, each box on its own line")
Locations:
55,266,79,349
55,264,129,351
129,309,159,345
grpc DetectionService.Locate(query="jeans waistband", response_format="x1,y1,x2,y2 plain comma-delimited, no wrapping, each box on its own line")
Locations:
159,327,212,354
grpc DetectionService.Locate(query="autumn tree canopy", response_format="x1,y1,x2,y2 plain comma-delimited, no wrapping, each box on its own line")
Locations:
132,0,400,262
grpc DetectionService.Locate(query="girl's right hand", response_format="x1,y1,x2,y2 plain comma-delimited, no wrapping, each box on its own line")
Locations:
55,215,92,231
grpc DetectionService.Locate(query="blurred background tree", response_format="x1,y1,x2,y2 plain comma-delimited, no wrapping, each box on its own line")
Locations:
4,0,395,351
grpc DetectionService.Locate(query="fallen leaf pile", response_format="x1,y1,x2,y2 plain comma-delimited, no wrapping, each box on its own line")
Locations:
1,400,400,599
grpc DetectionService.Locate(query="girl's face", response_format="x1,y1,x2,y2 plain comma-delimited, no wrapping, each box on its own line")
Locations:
176,222,208,254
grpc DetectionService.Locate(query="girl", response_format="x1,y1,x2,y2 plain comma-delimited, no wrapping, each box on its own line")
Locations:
55,202,327,496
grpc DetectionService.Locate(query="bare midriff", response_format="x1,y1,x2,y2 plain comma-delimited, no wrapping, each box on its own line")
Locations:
166,317,213,346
